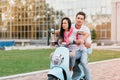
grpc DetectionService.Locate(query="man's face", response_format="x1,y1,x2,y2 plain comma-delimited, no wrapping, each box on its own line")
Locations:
75,15,85,26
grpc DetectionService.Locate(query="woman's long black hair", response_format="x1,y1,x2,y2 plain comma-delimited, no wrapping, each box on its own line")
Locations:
59,17,71,41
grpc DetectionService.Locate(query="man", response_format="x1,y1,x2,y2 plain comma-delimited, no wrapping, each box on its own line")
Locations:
72,11,92,80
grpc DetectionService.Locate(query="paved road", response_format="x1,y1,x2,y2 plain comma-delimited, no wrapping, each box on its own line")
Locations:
1,58,120,80
90,59,120,80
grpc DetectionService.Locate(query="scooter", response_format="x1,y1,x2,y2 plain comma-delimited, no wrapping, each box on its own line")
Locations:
47,43,86,80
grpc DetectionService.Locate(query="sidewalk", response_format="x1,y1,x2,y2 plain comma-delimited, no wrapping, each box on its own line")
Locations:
1,58,120,80
4,45,120,51
90,58,120,80
4,45,53,50
92,45,120,51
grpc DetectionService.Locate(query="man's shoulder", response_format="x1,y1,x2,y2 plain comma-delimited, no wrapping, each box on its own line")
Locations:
81,25,91,34
82,25,88,28
82,25,90,30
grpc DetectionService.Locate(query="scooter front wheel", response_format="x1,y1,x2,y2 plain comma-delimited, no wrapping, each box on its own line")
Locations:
48,75,60,80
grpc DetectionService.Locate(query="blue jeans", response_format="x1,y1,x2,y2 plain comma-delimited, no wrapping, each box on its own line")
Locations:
75,49,91,80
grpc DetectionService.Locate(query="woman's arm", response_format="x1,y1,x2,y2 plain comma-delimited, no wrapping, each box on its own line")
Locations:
55,30,60,35
50,30,60,46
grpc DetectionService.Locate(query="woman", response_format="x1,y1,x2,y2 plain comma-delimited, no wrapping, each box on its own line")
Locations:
50,17,75,76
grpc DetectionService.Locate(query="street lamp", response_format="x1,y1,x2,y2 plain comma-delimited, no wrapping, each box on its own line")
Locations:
47,11,50,45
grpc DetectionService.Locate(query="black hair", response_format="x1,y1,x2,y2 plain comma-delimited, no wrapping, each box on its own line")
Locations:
76,11,86,19
59,17,71,41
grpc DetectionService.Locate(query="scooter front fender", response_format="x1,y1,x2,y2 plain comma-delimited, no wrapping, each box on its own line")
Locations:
48,67,64,80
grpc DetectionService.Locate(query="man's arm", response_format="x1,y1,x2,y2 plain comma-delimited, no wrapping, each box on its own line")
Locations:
81,31,91,48
81,31,89,40
75,31,89,45
84,42,91,48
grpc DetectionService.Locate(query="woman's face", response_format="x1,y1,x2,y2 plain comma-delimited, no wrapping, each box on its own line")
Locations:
62,19,69,31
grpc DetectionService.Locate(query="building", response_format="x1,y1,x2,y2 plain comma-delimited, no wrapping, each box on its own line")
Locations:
0,0,62,45
0,0,120,45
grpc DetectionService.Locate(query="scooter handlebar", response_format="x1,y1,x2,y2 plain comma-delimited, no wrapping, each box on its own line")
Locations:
59,41,76,47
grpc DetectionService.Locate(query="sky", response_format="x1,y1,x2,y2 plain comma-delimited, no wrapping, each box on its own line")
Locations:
46,0,112,10
46,0,113,22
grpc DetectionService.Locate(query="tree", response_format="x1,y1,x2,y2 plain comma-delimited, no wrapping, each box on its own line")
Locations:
91,29,96,40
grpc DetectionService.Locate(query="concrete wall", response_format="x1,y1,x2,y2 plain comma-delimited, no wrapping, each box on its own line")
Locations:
111,1,120,44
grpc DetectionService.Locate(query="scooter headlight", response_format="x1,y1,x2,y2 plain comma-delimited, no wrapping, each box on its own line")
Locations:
51,54,63,65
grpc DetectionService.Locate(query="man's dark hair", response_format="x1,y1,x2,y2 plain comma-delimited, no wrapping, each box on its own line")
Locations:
76,11,86,19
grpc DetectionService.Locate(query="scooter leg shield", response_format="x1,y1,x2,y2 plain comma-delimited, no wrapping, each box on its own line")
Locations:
48,67,64,80
72,63,85,80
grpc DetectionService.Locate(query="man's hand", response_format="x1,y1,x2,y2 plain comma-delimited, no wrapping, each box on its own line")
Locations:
75,39,85,45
